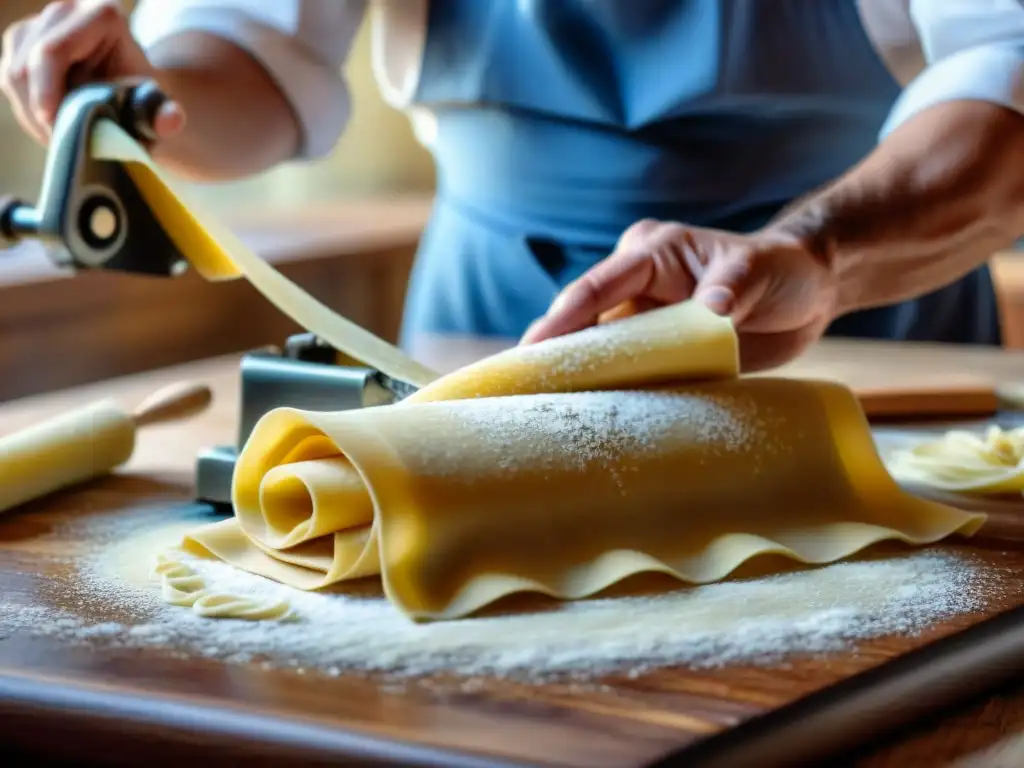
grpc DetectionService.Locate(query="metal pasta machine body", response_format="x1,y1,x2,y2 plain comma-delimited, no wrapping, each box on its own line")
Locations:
0,79,412,511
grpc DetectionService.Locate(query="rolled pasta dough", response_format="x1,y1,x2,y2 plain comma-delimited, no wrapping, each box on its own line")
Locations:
178,303,982,621
87,120,985,622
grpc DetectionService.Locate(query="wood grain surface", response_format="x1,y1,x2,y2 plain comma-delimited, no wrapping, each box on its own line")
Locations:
0,340,1023,767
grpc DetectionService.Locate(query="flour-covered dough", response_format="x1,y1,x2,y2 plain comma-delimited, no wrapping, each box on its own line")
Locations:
152,553,291,621
181,300,982,622
91,120,985,622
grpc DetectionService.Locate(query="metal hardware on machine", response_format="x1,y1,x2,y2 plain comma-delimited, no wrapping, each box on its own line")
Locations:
2,80,419,512
0,78,188,277
194,332,416,508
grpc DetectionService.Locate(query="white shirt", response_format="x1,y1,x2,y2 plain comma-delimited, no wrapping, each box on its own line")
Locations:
130,0,1024,160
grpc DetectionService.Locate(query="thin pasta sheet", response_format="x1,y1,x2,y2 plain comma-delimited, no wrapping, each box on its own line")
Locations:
90,121,439,389
90,122,985,621
888,425,1024,495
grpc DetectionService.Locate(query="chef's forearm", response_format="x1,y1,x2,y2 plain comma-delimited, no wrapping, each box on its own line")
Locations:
146,32,301,181
768,100,1024,317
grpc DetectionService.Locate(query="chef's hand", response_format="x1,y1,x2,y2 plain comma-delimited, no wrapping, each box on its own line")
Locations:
0,0,184,145
520,219,839,372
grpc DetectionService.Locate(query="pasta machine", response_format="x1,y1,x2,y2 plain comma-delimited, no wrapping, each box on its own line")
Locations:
194,337,415,508
0,78,186,276
0,79,415,510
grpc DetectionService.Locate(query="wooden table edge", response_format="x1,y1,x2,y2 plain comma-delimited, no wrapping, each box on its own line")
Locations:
647,601,1024,767
0,670,530,768
2,337,1024,766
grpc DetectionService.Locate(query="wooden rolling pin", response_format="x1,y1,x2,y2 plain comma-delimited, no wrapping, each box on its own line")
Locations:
863,380,1024,421
0,381,212,514
858,383,999,420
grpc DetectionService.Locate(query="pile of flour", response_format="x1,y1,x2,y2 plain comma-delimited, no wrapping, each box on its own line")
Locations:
0,513,996,683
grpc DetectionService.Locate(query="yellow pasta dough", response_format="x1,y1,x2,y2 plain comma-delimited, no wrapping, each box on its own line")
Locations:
89,119,986,622
90,121,440,390
151,554,292,620
888,425,1024,495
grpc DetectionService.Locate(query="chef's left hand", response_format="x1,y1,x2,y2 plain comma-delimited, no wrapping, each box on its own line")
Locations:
520,219,839,371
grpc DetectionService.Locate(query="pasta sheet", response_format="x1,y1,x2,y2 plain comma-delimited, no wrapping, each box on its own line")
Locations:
888,425,1024,495
91,122,440,390
91,121,986,621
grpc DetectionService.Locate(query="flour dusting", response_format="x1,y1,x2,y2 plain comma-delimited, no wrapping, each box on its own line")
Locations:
524,310,686,381
403,389,775,491
0,511,996,683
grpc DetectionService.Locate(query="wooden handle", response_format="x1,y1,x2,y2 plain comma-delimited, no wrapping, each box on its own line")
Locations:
131,381,213,427
856,384,999,421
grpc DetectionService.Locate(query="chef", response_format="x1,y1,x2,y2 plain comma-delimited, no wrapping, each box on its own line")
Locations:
3,0,1024,371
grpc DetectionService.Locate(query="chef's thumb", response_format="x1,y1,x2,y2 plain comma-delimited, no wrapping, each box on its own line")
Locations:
152,100,186,138
692,254,768,326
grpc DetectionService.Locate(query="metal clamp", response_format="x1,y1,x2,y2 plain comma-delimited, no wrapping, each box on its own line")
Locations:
194,333,418,507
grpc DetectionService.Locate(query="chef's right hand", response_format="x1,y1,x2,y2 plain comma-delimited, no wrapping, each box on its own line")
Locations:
0,0,184,145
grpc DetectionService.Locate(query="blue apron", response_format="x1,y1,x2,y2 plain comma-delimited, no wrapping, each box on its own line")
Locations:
399,0,1002,348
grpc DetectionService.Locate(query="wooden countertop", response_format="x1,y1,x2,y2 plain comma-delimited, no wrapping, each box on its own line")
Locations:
0,336,1023,767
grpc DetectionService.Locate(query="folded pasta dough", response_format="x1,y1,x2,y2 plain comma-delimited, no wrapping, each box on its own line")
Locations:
87,116,984,621
172,301,983,621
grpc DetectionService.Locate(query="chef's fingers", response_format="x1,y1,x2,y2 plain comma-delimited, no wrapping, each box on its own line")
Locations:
691,248,769,325
596,296,663,324
27,0,130,129
521,221,703,344
520,247,656,344
0,18,49,144
151,99,186,138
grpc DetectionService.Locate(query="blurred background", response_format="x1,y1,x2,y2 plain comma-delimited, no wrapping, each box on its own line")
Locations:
2,0,1024,403
0,1,436,205
0,0,437,400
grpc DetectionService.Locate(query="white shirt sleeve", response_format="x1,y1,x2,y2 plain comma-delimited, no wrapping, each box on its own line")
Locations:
880,0,1024,137
130,0,368,159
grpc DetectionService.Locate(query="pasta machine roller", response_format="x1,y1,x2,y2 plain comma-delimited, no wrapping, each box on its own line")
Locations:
0,79,417,511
